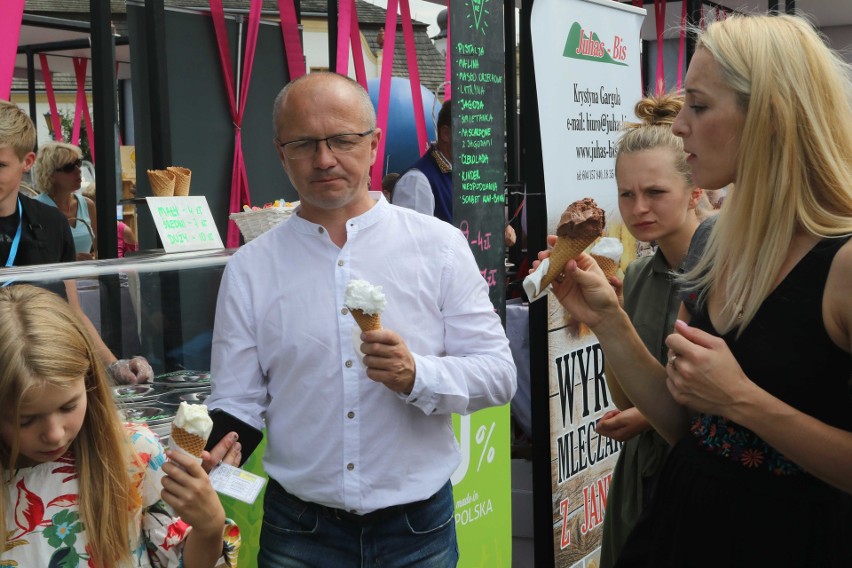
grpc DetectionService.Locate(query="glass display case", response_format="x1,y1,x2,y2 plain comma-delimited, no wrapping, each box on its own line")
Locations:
0,249,234,377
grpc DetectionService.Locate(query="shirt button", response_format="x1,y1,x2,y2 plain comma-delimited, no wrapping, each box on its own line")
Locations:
318,227,325,234
345,360,353,368
341,308,349,315
410,397,418,403
347,463,355,471
338,260,345,266
347,411,355,419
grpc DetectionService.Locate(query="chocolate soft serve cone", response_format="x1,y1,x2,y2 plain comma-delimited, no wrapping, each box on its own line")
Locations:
540,198,606,289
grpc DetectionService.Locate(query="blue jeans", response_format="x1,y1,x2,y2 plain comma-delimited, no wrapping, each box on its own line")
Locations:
258,479,459,567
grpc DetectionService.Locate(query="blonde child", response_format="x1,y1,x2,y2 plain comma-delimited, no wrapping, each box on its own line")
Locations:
0,285,239,566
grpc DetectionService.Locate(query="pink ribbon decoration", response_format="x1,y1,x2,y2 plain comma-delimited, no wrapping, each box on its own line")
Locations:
350,3,368,90
72,57,95,163
209,0,262,247
372,0,400,190
444,0,451,99
39,55,64,142
371,0,428,189
335,0,368,90
676,0,686,90
336,0,353,75
653,0,666,95
277,0,306,79
399,0,427,150
0,0,25,101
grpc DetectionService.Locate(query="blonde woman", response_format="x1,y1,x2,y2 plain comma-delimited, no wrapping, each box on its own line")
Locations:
537,15,852,565
34,142,97,260
0,285,239,567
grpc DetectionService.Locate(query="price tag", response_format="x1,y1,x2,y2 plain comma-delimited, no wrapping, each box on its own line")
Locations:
147,196,224,253
209,462,267,504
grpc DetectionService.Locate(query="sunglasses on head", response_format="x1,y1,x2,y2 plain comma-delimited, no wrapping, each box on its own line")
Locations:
55,159,82,173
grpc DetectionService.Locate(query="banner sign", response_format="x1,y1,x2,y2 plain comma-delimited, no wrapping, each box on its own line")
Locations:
531,0,645,565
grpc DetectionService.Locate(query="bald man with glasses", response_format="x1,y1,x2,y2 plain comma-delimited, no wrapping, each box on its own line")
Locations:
205,72,516,567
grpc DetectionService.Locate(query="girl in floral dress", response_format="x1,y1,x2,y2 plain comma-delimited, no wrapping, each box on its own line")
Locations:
0,285,239,567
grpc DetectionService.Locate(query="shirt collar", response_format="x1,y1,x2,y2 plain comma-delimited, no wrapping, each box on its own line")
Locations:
290,193,388,236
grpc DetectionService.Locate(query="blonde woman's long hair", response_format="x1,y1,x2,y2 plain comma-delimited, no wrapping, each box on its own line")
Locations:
0,285,134,566
684,14,852,335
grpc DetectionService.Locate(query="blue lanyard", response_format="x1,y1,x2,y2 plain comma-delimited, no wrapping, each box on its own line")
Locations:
4,197,22,268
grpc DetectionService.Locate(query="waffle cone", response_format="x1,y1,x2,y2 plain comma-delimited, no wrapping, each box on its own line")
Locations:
147,169,176,197
170,425,207,457
540,235,598,289
350,308,382,331
167,166,191,196
592,255,619,278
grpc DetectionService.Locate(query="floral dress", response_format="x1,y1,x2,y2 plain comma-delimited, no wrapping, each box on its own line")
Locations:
2,424,240,567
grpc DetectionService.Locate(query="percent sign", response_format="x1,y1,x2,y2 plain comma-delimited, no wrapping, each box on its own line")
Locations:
475,422,496,471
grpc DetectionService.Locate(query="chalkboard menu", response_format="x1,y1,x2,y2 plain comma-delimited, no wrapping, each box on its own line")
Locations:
451,0,506,320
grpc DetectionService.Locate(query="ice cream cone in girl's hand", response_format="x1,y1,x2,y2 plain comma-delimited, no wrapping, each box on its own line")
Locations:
170,402,213,462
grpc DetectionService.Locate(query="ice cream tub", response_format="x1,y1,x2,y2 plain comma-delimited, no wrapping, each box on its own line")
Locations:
158,388,211,408
120,405,175,441
152,370,211,389
111,384,169,408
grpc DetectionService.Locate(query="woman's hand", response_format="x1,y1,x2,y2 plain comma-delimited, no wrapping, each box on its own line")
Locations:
596,407,652,441
664,320,756,417
533,236,621,328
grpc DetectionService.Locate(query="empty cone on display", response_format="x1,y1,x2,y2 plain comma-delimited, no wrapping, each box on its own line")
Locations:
147,169,176,197
167,166,192,196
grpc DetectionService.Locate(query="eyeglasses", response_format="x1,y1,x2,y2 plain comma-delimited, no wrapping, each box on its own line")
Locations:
55,159,82,173
276,130,375,160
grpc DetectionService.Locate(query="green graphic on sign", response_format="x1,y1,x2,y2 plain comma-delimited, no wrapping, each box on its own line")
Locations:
467,0,490,34
563,22,629,66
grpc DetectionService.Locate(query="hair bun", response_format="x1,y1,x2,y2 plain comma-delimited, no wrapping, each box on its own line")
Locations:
633,93,684,127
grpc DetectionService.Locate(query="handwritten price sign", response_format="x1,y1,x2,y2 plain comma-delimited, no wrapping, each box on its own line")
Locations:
147,196,224,253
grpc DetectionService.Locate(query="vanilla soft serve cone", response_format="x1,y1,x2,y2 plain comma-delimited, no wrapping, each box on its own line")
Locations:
344,279,386,331
170,402,213,461
590,237,623,278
